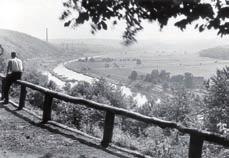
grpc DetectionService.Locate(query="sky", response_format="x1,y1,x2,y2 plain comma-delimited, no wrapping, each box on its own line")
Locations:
0,0,229,43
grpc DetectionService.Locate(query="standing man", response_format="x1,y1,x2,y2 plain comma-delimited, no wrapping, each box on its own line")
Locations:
0,44,4,56
0,44,5,100
2,52,23,104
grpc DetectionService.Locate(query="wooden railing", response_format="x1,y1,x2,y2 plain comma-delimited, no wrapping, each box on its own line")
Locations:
0,76,229,158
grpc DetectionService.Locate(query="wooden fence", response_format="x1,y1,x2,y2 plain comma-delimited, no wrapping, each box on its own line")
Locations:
0,76,228,158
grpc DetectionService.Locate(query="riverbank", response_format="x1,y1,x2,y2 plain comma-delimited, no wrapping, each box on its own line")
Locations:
63,57,170,103
48,58,149,106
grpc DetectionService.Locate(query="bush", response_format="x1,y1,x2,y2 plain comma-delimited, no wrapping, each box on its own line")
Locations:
138,88,193,126
129,71,138,80
22,68,60,109
184,72,194,89
204,67,229,133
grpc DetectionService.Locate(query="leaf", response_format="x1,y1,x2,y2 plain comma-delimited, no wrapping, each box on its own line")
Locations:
100,21,107,30
64,21,71,27
60,11,70,20
195,24,199,29
113,20,117,25
63,2,71,8
97,23,101,30
199,24,204,32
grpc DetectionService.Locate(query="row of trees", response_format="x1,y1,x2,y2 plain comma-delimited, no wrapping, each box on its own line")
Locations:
128,67,229,136
79,57,142,63
129,69,203,89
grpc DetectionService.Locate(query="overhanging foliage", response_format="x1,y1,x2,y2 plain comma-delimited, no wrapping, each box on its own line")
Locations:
61,0,229,44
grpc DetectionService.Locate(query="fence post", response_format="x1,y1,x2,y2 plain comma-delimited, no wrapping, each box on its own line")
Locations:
18,85,27,110
189,134,204,158
42,93,53,123
101,111,115,148
1,77,5,99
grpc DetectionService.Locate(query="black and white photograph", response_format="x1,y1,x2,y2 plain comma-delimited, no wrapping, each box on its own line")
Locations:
0,0,229,157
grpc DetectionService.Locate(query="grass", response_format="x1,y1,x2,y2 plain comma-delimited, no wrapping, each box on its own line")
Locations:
65,52,228,83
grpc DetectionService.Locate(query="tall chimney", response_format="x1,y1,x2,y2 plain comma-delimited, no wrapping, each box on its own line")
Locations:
46,28,48,42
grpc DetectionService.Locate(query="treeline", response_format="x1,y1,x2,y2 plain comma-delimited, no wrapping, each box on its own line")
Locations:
78,57,142,65
199,46,229,60
129,69,204,89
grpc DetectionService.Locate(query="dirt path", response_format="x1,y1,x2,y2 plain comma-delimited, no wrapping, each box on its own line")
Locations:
0,103,137,158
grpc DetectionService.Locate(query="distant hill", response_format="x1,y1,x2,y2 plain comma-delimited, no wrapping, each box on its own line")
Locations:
199,45,229,60
0,29,61,60
50,38,229,56
50,38,124,56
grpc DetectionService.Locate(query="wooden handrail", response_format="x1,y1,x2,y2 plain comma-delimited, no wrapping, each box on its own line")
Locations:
0,76,228,158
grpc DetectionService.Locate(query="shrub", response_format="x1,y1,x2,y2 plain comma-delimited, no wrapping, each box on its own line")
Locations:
22,68,60,109
204,67,229,133
129,71,138,80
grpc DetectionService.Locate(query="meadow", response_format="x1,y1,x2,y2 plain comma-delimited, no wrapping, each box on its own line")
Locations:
65,51,229,84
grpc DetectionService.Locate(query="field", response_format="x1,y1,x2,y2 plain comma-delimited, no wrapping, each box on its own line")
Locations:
66,51,229,84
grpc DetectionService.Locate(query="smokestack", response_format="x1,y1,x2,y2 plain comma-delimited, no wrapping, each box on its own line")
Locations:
46,28,48,42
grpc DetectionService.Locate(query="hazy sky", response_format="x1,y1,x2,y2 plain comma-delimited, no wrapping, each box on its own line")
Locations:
0,0,229,43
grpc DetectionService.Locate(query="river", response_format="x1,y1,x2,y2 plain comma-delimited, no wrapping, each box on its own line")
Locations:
45,58,150,106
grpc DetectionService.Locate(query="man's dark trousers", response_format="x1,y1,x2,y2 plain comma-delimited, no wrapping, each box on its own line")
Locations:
3,72,22,103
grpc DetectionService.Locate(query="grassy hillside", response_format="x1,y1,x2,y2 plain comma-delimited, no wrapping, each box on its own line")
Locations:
0,29,63,60
0,29,83,70
50,38,228,56
199,45,229,60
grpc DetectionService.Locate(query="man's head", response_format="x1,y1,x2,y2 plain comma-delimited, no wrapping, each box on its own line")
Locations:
11,52,16,58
